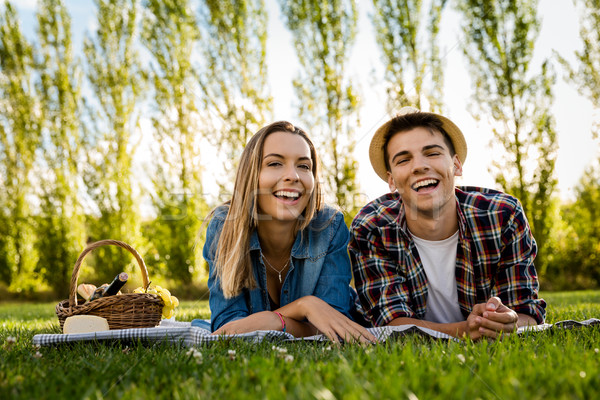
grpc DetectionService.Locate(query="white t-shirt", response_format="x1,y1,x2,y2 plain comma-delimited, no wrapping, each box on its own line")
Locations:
410,230,464,323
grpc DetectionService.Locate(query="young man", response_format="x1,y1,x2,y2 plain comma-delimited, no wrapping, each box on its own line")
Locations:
349,106,546,340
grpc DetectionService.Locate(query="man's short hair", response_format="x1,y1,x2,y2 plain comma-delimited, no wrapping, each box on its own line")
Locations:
368,107,468,182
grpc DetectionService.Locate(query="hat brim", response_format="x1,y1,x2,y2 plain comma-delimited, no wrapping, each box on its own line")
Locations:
369,107,468,182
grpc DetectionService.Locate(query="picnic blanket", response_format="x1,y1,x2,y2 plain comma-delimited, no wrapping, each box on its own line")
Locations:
32,318,600,347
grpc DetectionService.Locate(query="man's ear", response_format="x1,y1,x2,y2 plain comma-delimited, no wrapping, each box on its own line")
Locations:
387,172,396,192
453,155,463,177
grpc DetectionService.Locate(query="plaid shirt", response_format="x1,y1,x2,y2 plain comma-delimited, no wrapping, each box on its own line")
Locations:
349,186,546,326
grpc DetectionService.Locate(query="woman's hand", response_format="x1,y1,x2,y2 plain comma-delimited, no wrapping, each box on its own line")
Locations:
280,296,378,344
211,311,281,336
211,297,378,344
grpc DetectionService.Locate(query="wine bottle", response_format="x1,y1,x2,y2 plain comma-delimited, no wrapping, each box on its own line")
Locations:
102,272,129,296
88,284,108,302
88,272,129,301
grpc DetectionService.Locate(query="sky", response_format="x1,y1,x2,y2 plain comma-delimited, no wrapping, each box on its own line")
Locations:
9,0,599,204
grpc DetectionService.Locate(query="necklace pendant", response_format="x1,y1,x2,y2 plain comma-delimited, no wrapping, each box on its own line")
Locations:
263,255,288,285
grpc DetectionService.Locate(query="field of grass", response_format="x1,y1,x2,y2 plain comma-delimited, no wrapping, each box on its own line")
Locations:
1,291,599,399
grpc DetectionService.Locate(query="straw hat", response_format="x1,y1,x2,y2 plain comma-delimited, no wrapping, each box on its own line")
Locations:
369,106,468,182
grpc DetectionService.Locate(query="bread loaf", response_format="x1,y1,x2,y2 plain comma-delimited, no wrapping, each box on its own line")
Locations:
77,283,97,301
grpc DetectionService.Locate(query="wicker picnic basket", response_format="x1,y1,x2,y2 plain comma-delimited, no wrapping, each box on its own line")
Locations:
56,239,164,332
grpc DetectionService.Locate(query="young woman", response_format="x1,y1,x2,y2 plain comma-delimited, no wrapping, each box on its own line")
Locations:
202,121,375,343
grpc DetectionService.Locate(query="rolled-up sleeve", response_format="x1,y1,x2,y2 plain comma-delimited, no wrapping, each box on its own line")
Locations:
496,202,546,324
204,210,251,331
311,211,355,319
349,209,417,326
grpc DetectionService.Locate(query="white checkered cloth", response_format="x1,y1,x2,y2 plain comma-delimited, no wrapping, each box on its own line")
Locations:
33,319,292,347
33,319,456,347
517,318,600,333
32,318,599,347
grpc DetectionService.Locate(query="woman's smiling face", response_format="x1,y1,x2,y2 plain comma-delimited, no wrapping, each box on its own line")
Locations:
257,131,315,222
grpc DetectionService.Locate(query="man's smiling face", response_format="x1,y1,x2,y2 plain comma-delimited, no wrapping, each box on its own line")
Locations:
386,126,462,219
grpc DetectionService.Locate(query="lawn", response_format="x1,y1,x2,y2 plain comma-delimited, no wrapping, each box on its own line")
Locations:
1,291,599,399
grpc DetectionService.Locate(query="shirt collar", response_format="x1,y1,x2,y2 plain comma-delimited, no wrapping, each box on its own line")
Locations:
249,228,310,259
393,187,468,238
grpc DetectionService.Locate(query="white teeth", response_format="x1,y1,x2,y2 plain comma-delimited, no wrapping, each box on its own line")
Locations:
412,179,439,190
274,190,300,199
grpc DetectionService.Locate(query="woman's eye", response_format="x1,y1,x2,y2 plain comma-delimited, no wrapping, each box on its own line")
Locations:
298,164,311,170
267,161,282,167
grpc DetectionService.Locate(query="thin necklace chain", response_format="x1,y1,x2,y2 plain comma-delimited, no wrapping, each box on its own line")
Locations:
262,256,290,284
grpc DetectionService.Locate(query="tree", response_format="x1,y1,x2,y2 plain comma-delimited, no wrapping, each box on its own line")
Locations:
141,0,208,283
279,0,361,220
82,0,144,283
372,0,448,113
0,2,43,292
35,0,87,297
552,0,600,289
548,162,600,289
557,0,600,137
457,0,558,273
198,0,272,196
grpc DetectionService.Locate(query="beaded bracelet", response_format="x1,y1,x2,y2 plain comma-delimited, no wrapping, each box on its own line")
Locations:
273,311,286,333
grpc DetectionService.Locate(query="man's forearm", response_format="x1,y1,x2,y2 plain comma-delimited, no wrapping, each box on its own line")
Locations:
517,313,537,327
387,317,467,338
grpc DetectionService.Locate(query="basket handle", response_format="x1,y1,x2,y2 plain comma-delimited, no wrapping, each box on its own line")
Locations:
69,239,150,307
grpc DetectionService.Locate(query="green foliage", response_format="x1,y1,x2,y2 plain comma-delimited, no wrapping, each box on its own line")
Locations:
546,162,600,289
457,0,558,273
82,0,144,283
279,0,361,221
1,293,600,399
0,2,43,292
2,0,598,295
372,0,448,112
557,0,600,137
140,0,208,282
198,0,273,195
141,198,210,284
34,0,87,297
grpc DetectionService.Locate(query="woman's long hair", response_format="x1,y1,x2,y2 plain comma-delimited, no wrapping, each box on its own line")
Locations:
214,121,323,298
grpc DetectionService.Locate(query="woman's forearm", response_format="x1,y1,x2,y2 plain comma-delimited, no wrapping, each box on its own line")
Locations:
280,316,318,337
275,296,319,337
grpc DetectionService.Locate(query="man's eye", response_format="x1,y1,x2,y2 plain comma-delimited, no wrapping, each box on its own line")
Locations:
427,152,441,157
396,159,408,165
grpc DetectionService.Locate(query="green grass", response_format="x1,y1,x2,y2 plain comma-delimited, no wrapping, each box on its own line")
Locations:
1,291,599,399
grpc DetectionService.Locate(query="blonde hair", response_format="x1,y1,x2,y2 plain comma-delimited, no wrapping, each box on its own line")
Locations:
214,121,323,298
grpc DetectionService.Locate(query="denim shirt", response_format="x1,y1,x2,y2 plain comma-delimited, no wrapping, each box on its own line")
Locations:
205,205,358,332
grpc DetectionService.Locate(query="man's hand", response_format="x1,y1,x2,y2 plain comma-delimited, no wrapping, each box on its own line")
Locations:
465,297,519,340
